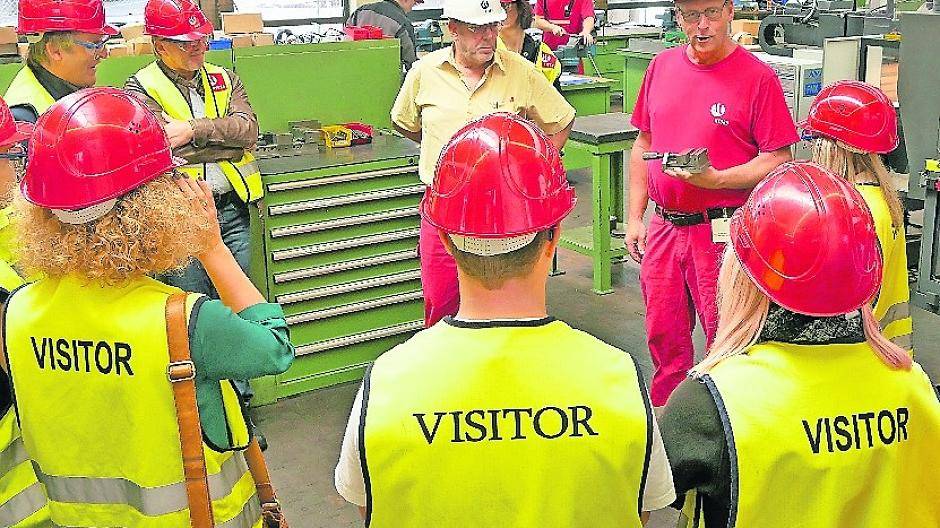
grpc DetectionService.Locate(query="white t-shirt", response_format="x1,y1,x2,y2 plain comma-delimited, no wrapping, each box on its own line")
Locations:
335,385,677,511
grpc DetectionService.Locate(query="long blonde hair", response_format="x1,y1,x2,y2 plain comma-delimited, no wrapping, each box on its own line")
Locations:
691,246,912,375
812,138,904,228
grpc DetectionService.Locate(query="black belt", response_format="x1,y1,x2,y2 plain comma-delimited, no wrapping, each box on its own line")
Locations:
654,205,739,227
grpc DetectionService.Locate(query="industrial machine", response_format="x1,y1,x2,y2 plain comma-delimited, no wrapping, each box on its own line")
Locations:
753,52,824,158
899,10,940,313
414,19,444,53
758,0,901,57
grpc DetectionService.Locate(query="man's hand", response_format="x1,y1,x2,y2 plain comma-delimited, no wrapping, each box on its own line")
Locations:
580,31,595,46
664,166,726,190
550,24,567,36
163,112,195,149
625,219,647,263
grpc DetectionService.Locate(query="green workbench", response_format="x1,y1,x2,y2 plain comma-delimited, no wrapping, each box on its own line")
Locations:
583,27,661,96
250,133,423,405
560,113,638,295
619,48,666,114
560,74,617,171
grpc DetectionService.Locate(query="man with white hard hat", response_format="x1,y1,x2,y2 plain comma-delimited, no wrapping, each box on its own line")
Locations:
392,0,576,328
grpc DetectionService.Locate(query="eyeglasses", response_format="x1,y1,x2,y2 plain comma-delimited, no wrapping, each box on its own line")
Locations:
167,37,209,52
465,22,501,34
0,145,27,160
677,1,729,23
72,36,109,54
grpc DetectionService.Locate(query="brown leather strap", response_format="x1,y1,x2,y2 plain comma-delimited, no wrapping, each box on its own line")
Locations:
166,293,215,528
245,437,289,526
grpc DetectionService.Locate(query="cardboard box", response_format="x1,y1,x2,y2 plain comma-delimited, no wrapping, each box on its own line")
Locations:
120,23,146,41
222,12,263,34
127,36,153,55
731,19,761,37
107,43,130,57
0,26,17,45
0,43,17,56
251,32,274,46
229,34,253,48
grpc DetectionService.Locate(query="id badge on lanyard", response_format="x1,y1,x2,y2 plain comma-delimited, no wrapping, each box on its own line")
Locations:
711,217,731,244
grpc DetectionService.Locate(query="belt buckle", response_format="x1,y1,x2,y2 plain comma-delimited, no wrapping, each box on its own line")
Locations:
167,360,196,382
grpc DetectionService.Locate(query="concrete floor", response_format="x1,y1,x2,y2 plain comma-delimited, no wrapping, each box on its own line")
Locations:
253,165,940,527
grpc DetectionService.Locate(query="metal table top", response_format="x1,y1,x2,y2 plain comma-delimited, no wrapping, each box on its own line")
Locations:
256,134,420,175
570,113,639,145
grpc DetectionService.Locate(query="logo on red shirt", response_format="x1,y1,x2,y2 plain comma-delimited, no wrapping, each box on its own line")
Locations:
207,73,227,92
711,102,729,126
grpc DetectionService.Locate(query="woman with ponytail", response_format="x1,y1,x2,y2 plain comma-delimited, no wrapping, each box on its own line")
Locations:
659,161,940,528
804,80,913,354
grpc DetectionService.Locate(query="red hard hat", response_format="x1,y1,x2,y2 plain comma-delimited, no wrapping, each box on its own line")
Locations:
17,0,118,36
144,0,213,41
21,87,185,210
801,81,899,154
0,95,33,149
421,112,575,238
730,161,882,317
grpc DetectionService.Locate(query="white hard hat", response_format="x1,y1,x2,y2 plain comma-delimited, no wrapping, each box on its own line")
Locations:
443,0,507,25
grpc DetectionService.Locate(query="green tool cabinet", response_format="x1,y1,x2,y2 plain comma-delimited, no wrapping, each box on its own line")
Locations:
250,134,424,405
583,28,661,96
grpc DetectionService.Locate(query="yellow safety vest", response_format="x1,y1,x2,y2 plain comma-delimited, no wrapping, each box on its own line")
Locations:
0,409,50,527
3,66,55,117
0,207,26,292
497,36,562,86
4,275,261,527
857,184,913,354
133,62,263,203
704,341,940,527
362,318,651,527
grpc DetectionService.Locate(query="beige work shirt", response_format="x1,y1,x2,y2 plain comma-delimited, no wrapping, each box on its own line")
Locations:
392,46,576,185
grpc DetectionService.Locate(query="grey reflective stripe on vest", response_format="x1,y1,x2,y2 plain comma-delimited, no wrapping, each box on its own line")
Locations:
890,333,914,351
218,493,261,528
0,436,28,475
879,302,912,328
0,481,46,526
235,160,259,179
33,452,251,517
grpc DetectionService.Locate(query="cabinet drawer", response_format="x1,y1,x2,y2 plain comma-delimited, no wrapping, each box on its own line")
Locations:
270,250,419,297
287,295,424,347
264,166,419,205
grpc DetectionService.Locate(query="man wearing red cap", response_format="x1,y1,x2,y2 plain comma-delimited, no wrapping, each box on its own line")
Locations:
5,0,118,123
626,0,798,407
335,113,675,526
124,0,260,300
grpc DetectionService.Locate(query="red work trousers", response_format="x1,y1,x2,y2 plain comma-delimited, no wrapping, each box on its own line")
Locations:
640,214,725,406
419,215,460,327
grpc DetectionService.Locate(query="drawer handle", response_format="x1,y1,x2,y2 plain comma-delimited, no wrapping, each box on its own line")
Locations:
295,320,424,356
276,269,422,304
271,228,419,261
270,206,419,238
268,185,426,216
286,290,424,325
267,165,418,192
273,249,418,283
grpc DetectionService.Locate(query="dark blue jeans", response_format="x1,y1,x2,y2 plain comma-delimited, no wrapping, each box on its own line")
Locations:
160,192,255,402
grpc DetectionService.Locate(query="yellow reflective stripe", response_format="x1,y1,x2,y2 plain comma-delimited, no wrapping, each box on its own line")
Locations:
217,494,261,528
879,302,911,327
890,333,914,351
35,452,250,516
0,481,46,526
0,437,28,475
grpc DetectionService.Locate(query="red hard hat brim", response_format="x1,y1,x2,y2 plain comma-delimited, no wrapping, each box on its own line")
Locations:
98,24,120,35
164,28,213,41
0,121,34,148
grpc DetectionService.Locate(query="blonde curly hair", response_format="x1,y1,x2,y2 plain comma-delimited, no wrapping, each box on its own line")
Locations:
13,175,212,285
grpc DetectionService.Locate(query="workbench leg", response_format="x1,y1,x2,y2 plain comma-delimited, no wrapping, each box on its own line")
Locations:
612,148,626,224
592,152,614,295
